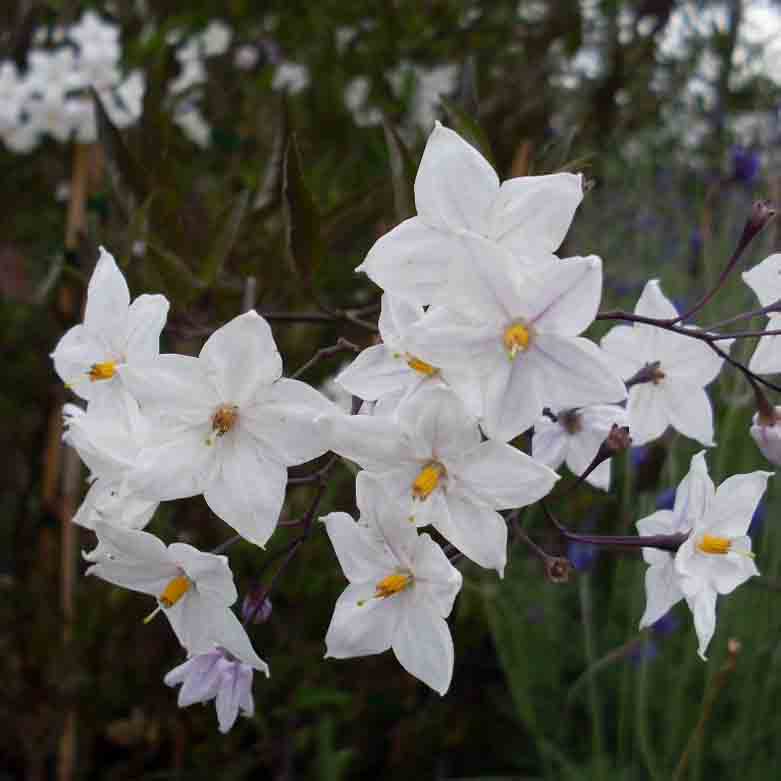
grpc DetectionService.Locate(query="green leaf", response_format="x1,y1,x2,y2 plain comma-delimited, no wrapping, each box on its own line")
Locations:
383,119,416,222
283,133,324,286
440,97,494,167
254,95,289,217
198,189,250,288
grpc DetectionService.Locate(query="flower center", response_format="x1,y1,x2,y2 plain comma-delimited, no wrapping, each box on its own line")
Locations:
159,575,191,607
405,354,439,377
211,404,239,436
560,409,582,435
503,322,532,359
374,572,413,599
88,360,117,382
412,462,446,500
697,534,754,558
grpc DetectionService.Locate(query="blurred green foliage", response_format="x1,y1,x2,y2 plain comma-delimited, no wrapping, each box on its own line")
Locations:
2,0,781,779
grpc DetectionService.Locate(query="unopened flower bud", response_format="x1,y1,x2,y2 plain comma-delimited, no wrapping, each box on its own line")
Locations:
241,591,272,624
545,556,572,584
750,404,781,465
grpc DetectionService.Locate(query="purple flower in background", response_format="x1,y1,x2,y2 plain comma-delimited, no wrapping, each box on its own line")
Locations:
655,487,676,511
567,540,599,572
630,446,650,468
749,496,767,538
732,146,760,185
651,610,680,637
628,638,658,666
241,591,273,624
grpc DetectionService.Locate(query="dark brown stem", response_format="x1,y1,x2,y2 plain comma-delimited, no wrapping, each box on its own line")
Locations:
290,337,360,380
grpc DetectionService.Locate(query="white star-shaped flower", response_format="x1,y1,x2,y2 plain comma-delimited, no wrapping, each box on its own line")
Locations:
85,523,267,664
63,392,158,530
601,280,730,447
121,310,337,547
321,385,559,574
357,121,583,307
532,404,628,490
405,232,626,442
637,451,770,659
322,476,462,695
742,253,781,374
51,247,169,406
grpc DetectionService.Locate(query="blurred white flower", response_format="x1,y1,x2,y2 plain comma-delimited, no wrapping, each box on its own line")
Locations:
271,61,310,94
234,45,260,70
173,104,211,147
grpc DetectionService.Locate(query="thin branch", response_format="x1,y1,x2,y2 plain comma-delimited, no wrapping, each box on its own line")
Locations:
290,337,360,380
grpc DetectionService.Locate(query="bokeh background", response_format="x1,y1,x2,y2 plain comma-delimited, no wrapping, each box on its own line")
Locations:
3,1,781,778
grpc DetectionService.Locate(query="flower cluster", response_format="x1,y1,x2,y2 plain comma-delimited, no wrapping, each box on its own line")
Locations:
0,11,144,153
52,122,779,731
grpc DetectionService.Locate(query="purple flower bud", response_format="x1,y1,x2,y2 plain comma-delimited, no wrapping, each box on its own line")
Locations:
732,146,760,185
242,592,272,624
655,487,676,511
651,610,680,637
567,540,599,572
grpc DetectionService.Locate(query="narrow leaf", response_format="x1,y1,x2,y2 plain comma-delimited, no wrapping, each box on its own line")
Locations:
198,190,250,288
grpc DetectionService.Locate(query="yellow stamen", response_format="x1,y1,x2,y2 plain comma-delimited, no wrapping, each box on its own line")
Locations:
412,462,445,500
698,534,755,558
159,575,191,607
211,404,239,436
406,355,439,377
503,322,531,359
88,360,117,382
374,572,413,599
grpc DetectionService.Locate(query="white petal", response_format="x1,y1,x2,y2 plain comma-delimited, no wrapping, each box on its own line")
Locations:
674,451,715,527
378,293,424,346
241,378,336,465
124,293,169,362
639,560,684,628
452,439,558,510
392,598,454,695
748,321,781,375
533,334,627,411
131,423,217,501
211,608,269,673
600,325,645,380
636,509,678,565
531,421,568,471
436,491,507,575
742,253,781,307
708,471,771,537
322,510,396,583
120,354,218,424
199,311,282,405
83,247,130,339
635,279,678,321
583,459,611,491
168,543,237,605
564,434,606,482
655,330,726,386
663,383,715,447
684,585,718,660
489,172,583,256
167,653,222,705
215,659,244,733
626,384,669,446
51,324,109,400
750,418,781,465
336,345,414,401
527,256,603,337
319,414,409,472
410,533,462,617
357,217,464,307
480,354,543,442
324,582,399,658
203,433,287,547
414,121,499,234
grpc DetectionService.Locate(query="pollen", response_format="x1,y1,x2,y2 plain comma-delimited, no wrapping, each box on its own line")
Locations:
88,360,117,382
503,322,532,359
159,575,191,607
374,572,413,599
406,355,439,377
211,404,239,436
412,462,446,500
697,534,755,558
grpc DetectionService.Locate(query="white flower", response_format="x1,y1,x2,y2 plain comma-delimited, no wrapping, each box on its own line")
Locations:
356,122,584,307
63,393,158,530
26,48,84,95
271,62,310,94
165,647,265,733
322,476,462,695
336,293,477,418
405,233,626,442
532,404,628,490
321,385,558,574
121,311,336,547
742,253,781,375
637,452,769,659
234,45,260,71
750,406,781,465
25,87,79,143
173,104,211,147
68,11,120,52
199,21,232,58
85,523,265,661
51,247,169,405
601,280,730,447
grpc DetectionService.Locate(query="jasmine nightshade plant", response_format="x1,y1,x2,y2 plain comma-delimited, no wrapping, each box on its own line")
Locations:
637,451,770,658
601,280,731,447
51,247,169,407
322,476,462,695
405,232,626,441
86,523,269,666
321,385,559,574
122,310,337,547
357,121,584,307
